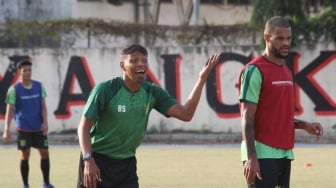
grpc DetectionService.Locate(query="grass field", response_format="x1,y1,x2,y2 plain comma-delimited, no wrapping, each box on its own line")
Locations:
0,144,335,188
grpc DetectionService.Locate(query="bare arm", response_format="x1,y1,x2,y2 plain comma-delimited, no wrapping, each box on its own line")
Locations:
241,102,257,159
294,118,323,140
241,101,262,185
77,116,96,155
3,104,14,144
167,53,220,121
41,98,49,135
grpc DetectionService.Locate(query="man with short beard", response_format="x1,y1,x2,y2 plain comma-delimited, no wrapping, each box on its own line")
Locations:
238,16,323,188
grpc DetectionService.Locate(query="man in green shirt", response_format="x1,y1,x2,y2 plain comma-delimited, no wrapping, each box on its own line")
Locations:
77,44,220,188
238,16,323,188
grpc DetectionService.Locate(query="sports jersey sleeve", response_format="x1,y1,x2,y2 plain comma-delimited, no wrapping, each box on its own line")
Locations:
5,86,16,105
83,82,109,121
41,84,47,98
239,65,262,104
152,86,177,116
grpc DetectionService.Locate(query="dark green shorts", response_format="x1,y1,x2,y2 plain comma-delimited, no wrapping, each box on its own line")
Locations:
17,131,49,150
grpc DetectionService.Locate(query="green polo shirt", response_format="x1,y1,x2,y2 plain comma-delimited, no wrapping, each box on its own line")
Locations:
239,65,294,161
83,77,176,159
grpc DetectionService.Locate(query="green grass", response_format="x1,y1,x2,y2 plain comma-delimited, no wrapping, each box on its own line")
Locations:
0,144,335,188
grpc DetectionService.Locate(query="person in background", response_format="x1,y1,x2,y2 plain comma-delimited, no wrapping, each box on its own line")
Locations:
238,16,323,188
77,44,220,188
2,60,54,188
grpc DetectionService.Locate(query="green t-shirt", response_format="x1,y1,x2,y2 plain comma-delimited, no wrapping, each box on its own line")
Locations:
6,83,47,104
83,77,177,159
239,65,294,161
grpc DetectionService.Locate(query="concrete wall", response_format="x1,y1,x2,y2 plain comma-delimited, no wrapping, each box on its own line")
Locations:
0,0,73,21
1,45,335,133
0,0,251,25
75,1,252,25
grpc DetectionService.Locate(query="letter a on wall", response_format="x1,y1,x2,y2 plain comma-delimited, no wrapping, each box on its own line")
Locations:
54,56,95,119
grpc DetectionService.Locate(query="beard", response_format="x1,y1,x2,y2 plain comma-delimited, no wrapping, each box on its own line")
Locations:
270,46,289,59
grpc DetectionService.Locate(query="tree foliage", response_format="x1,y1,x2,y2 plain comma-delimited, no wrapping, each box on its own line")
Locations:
0,1,335,48
250,0,336,46
0,19,256,48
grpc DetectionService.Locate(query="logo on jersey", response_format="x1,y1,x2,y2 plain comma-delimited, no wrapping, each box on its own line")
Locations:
272,80,293,86
117,105,126,112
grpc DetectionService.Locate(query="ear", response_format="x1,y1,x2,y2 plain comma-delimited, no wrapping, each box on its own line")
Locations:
264,33,270,42
120,61,125,70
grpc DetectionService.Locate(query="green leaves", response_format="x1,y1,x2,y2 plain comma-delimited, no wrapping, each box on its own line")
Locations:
0,19,256,48
1,1,335,48
250,0,336,47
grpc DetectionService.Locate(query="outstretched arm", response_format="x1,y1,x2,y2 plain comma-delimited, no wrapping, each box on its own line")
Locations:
294,118,323,141
167,53,220,121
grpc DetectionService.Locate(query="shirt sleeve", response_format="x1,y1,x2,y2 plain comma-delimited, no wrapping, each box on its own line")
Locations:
41,84,47,98
5,86,16,105
153,86,177,116
82,82,108,121
239,65,262,104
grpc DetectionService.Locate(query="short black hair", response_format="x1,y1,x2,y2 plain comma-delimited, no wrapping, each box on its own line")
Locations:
16,59,32,70
121,44,148,58
264,16,291,35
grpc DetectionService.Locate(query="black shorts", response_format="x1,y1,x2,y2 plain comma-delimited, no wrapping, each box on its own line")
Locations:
244,158,291,188
77,152,138,188
17,131,49,150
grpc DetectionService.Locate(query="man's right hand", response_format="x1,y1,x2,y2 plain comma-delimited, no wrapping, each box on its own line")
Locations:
243,154,262,186
84,158,101,188
2,130,10,144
